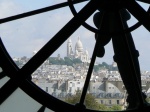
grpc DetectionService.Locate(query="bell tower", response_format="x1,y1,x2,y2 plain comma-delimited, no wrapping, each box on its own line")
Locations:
67,38,73,58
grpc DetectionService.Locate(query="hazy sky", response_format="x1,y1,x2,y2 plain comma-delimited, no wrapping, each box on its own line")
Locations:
0,0,150,71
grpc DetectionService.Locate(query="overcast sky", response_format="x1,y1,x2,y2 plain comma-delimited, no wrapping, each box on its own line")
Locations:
0,0,150,71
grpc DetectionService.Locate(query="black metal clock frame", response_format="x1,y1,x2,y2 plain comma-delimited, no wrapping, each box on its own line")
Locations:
0,0,150,111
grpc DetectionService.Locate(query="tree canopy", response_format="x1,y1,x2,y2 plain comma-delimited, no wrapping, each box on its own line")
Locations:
64,92,122,111
48,57,119,72
65,92,100,110
48,57,82,66
93,62,119,72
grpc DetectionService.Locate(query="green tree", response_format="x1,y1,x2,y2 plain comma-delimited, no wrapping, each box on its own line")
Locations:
110,105,122,111
73,58,82,64
64,57,73,66
48,57,58,64
146,97,150,103
14,60,21,66
102,62,109,69
98,104,109,111
84,93,99,110
65,92,122,111
57,58,65,65
94,65,99,72
111,67,118,71
65,92,108,111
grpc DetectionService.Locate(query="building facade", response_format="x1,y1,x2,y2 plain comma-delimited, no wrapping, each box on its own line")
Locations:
67,37,90,63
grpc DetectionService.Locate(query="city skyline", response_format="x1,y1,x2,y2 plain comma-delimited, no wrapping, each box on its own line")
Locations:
0,0,150,71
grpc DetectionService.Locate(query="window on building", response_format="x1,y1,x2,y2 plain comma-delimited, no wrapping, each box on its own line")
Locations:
72,83,75,87
117,100,120,104
101,100,103,104
69,87,72,92
109,100,111,104
77,82,80,84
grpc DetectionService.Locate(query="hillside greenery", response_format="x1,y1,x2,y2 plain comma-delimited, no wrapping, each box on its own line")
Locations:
48,57,82,66
94,62,118,72
14,56,118,72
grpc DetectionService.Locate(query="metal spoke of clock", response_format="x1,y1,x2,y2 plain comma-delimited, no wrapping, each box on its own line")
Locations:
0,32,76,112
79,29,100,105
0,38,32,80
68,0,98,33
0,40,17,79
1,0,150,111
79,10,107,106
125,0,150,32
0,39,19,77
37,106,46,112
0,72,5,79
115,11,144,107
0,0,88,24
0,0,99,105
0,33,100,111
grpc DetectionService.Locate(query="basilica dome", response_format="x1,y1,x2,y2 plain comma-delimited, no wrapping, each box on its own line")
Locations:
75,50,79,55
67,37,90,63
75,37,83,52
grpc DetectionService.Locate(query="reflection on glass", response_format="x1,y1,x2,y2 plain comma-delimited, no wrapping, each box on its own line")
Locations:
0,77,9,88
0,88,49,112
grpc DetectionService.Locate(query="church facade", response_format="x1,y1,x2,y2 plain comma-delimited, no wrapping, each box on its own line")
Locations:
67,37,90,63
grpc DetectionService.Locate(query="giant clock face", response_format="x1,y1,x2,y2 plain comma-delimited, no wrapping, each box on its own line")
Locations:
0,0,150,112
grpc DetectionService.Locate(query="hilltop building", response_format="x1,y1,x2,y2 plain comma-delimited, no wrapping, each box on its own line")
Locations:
67,37,91,63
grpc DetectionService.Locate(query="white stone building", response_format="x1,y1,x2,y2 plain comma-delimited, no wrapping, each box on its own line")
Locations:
67,37,90,63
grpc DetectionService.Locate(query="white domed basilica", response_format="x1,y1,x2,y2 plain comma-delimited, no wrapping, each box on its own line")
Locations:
67,37,91,63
